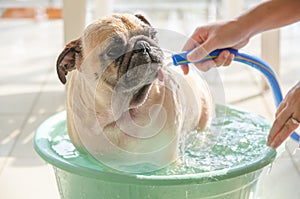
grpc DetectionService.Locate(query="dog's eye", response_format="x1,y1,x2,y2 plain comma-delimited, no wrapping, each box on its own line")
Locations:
149,29,157,40
107,46,123,59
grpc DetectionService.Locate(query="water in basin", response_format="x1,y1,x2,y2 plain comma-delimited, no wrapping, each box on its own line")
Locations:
48,104,273,176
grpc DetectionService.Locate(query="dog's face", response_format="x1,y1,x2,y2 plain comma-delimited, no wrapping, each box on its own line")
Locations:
57,14,164,110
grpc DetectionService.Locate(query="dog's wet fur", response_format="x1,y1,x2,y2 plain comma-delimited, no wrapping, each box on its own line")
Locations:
56,14,213,172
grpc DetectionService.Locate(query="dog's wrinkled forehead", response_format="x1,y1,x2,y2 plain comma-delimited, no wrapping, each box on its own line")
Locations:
82,14,154,54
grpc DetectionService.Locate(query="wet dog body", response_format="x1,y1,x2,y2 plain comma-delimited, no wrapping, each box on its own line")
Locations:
56,14,213,171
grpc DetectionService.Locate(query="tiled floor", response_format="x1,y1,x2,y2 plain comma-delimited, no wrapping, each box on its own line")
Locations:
0,18,299,199
0,20,64,199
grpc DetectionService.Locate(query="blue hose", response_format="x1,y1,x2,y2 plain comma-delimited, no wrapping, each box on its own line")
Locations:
172,48,300,142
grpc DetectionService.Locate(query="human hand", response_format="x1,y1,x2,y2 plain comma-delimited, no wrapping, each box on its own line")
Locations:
181,20,250,74
267,82,300,148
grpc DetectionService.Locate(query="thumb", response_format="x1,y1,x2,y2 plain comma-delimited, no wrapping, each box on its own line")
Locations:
187,41,216,62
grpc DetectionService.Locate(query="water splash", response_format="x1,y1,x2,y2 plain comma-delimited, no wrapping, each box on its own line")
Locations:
48,105,273,175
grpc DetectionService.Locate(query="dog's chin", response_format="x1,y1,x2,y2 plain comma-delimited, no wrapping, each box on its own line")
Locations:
129,84,152,109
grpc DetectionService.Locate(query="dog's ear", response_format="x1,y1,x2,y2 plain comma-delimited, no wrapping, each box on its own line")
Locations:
135,14,152,27
56,39,82,84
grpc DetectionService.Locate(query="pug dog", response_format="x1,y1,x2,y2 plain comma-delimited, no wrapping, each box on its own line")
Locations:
56,13,213,172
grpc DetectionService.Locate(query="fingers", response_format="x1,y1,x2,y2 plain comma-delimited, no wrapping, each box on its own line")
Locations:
268,106,291,139
181,64,189,75
224,53,235,66
186,40,215,62
182,36,200,52
267,82,300,148
267,117,299,148
191,50,235,72
181,34,204,75
187,46,209,63
181,29,236,73
267,103,300,148
275,100,286,117
193,60,216,72
213,50,230,67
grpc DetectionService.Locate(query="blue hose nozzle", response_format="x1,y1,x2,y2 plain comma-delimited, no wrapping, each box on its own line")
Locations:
172,48,300,142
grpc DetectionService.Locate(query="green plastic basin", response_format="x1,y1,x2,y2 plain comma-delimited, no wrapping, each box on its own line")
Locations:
34,106,276,199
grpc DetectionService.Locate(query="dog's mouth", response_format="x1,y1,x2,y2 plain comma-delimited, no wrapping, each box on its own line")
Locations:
114,39,164,108
129,84,152,108
128,67,164,108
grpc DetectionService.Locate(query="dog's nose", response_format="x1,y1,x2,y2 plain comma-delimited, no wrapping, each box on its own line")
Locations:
133,40,151,54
